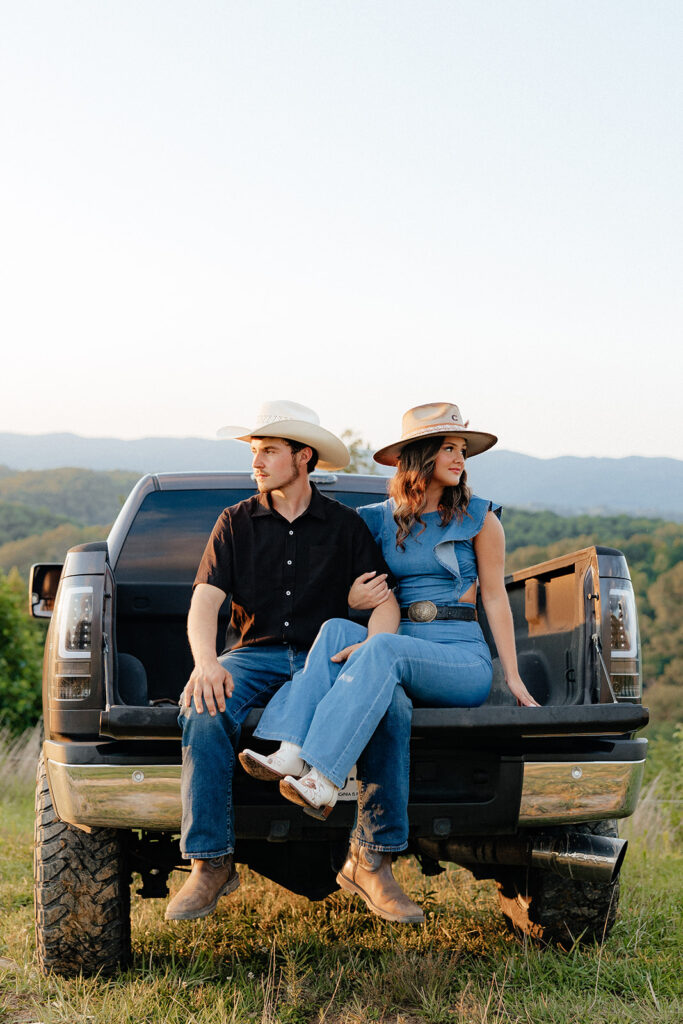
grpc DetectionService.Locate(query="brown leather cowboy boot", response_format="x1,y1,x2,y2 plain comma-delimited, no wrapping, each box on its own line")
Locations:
336,844,425,924
165,855,240,920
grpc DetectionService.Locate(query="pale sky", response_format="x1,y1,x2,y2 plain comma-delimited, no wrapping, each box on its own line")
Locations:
2,1,681,459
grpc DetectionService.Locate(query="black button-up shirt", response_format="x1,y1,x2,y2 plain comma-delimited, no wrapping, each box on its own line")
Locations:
194,484,394,652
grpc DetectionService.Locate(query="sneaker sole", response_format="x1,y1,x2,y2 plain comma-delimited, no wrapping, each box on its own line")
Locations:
165,871,240,921
336,870,425,924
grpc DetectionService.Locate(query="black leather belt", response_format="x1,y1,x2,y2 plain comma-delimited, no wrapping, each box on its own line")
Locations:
400,601,476,623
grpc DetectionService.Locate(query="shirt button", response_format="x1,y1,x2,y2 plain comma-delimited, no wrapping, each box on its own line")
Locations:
284,621,290,627
287,560,292,565
289,530,294,535
286,590,291,596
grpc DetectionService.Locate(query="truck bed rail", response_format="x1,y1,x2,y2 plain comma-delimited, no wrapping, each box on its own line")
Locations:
99,702,648,741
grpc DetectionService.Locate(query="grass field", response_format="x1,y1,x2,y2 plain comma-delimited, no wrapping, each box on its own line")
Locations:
1,726,681,1024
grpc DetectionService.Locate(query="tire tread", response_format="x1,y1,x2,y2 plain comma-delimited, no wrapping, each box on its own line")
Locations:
34,756,131,976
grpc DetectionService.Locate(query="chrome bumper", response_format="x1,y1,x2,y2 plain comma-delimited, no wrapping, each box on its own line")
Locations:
517,759,645,825
47,757,646,832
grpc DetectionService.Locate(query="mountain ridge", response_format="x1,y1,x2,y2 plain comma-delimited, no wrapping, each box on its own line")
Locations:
0,432,681,520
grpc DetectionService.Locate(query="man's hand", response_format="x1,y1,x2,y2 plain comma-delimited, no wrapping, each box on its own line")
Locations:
348,571,390,610
183,660,234,715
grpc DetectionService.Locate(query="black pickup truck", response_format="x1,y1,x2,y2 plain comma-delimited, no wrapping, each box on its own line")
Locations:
29,471,648,976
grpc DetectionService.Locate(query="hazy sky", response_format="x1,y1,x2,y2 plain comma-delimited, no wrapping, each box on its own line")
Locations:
2,2,681,459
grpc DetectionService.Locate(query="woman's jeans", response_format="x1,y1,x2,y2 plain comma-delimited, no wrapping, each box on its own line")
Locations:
256,617,493,811
178,642,413,859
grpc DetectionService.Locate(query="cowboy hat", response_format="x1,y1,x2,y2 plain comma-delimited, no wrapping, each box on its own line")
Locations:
373,402,497,466
218,400,350,471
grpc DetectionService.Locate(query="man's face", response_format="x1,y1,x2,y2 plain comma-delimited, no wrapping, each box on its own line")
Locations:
250,437,307,493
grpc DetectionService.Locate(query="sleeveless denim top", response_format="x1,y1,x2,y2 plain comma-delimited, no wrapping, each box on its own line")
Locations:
358,495,502,607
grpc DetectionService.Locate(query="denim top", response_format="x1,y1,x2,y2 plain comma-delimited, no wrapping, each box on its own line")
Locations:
358,495,501,606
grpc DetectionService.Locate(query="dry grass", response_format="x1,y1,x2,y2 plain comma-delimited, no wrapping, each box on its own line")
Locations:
0,720,41,796
1,726,681,1023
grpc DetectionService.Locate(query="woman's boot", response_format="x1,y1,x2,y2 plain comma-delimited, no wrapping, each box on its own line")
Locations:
239,742,305,781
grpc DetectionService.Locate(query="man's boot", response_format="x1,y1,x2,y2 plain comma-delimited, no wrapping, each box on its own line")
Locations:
336,844,424,924
165,856,239,921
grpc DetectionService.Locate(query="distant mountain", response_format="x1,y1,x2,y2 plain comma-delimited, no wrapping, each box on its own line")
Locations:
0,432,252,473
470,451,683,521
0,432,681,520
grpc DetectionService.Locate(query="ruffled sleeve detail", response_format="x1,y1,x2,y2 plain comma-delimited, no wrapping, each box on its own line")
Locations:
356,501,388,547
431,495,500,598
431,495,496,541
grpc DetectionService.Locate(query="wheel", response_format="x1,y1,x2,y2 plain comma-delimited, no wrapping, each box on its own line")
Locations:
34,755,131,976
496,821,621,946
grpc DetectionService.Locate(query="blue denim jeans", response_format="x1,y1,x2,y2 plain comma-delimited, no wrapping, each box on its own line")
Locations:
179,642,413,858
256,616,492,792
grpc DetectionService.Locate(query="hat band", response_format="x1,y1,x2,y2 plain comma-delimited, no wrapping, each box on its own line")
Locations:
253,413,309,428
402,422,467,441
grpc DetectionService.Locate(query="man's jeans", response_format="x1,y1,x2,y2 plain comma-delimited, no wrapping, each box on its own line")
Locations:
179,643,412,859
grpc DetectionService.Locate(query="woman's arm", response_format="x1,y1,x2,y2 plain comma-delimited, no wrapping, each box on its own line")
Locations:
348,570,391,609
474,513,540,707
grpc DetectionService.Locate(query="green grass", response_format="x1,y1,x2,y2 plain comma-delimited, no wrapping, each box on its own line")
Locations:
1,731,682,1024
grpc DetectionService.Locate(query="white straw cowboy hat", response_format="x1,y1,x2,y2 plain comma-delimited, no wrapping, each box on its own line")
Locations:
373,402,498,467
218,400,350,471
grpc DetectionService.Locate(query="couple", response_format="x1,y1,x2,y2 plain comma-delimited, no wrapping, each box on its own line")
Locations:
165,399,538,925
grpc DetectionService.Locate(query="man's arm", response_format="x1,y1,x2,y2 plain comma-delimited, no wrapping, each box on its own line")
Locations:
184,582,235,715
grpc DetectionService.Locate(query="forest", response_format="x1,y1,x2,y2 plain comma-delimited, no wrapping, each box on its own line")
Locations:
0,466,680,735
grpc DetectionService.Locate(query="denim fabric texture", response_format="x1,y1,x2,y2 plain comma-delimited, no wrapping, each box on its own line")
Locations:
255,616,492,794
179,642,413,857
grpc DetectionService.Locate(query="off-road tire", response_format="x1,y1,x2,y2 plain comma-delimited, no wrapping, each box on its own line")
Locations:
496,820,621,947
34,755,131,976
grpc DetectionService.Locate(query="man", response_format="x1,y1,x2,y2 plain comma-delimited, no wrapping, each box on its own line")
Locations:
165,401,423,924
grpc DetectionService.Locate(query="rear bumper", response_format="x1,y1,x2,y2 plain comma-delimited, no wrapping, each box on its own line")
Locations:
45,751,646,833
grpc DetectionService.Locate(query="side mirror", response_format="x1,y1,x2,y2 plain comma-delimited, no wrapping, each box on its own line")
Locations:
29,563,63,619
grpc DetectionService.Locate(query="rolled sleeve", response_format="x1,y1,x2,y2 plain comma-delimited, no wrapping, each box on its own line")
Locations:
193,511,233,595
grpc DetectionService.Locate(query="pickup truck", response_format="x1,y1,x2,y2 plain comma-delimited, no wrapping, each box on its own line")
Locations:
29,471,648,976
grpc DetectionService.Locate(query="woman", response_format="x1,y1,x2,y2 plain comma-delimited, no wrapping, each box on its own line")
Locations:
240,402,539,914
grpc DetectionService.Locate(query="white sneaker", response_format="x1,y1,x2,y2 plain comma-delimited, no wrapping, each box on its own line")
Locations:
239,743,305,782
279,768,339,818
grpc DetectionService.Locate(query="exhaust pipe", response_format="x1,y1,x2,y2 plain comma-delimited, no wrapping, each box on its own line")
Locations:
529,833,627,884
416,832,627,886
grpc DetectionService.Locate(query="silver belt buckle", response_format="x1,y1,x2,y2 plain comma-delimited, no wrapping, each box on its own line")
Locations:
407,600,438,623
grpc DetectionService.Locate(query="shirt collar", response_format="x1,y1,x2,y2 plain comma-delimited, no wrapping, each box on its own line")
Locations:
250,483,327,521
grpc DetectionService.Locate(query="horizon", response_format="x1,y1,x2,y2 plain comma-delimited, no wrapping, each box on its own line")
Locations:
2,428,682,466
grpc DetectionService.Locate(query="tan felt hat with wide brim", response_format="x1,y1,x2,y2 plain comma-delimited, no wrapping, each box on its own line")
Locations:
373,402,498,467
218,400,350,471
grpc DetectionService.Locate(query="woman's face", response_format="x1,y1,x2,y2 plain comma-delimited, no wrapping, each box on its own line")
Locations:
431,435,467,488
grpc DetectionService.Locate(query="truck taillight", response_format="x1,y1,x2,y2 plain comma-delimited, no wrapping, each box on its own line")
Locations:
607,582,642,700
49,585,94,701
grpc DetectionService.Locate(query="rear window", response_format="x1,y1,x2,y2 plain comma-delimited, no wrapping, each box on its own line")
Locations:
114,487,386,583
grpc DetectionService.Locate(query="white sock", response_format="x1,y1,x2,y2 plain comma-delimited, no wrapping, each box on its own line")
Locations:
279,741,302,758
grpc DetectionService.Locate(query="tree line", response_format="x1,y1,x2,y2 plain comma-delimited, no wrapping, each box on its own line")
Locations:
0,469,680,734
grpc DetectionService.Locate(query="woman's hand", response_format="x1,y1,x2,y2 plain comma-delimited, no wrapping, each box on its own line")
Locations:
348,571,390,610
506,675,541,707
331,641,366,663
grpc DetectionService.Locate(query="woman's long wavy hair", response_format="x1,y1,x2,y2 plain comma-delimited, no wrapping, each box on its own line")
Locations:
389,436,471,550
